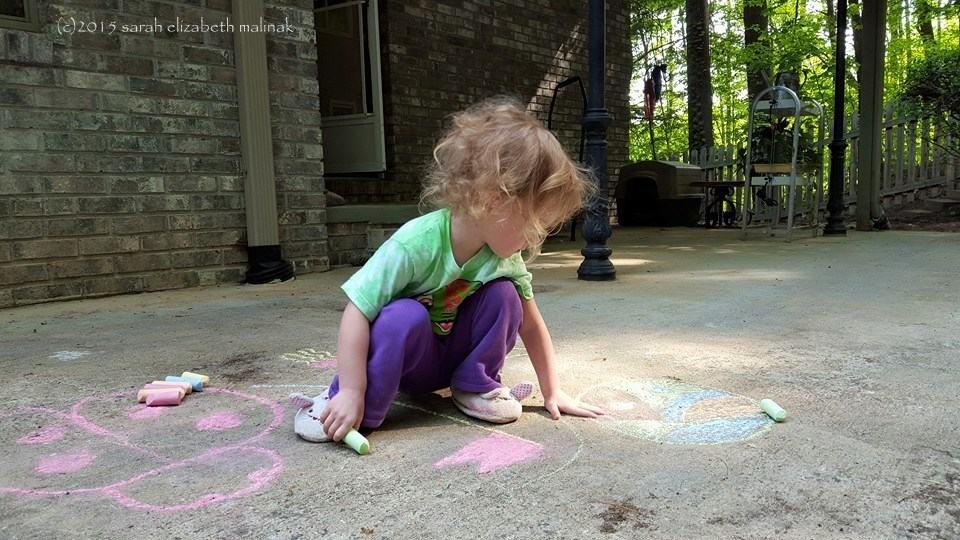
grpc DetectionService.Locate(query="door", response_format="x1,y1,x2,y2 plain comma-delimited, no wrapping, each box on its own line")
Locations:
315,0,386,173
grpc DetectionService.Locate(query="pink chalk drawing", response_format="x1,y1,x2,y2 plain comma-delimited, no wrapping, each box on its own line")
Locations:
196,411,243,431
280,348,335,368
308,359,337,370
17,425,67,445
434,433,545,474
126,405,168,420
36,450,96,474
0,387,285,512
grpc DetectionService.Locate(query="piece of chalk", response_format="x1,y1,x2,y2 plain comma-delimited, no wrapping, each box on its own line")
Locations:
148,381,192,394
146,389,182,407
138,388,185,403
342,429,370,455
179,373,205,389
165,375,202,392
760,398,787,422
181,371,209,384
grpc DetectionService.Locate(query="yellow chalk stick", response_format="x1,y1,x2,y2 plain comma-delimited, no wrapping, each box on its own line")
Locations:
181,371,209,384
137,388,185,403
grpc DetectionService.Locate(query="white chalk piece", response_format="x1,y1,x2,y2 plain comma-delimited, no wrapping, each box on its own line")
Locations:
760,399,787,422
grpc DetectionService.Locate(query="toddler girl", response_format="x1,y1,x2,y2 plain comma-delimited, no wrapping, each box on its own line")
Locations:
293,96,606,443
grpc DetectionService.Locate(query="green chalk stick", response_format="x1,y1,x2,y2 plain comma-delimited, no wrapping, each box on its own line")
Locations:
343,429,370,455
760,398,787,422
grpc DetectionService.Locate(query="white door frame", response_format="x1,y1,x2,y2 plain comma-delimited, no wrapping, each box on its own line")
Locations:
316,0,386,174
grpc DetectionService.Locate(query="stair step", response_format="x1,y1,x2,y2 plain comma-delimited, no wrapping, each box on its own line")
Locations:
923,198,960,211
945,189,960,200
367,227,398,253
901,208,933,215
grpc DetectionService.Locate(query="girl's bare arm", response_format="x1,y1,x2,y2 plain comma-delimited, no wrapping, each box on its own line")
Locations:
518,297,606,419
320,301,371,441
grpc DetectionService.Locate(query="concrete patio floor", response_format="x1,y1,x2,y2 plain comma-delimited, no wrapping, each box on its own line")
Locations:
1,227,958,539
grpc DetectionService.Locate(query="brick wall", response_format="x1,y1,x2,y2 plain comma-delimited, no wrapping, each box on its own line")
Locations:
0,0,327,309
341,0,631,205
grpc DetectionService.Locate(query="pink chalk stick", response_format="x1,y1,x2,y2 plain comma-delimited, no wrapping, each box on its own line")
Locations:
146,389,182,407
149,380,192,394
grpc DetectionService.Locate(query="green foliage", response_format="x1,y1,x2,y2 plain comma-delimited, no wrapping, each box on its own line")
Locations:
628,0,960,161
748,117,824,165
901,45,960,156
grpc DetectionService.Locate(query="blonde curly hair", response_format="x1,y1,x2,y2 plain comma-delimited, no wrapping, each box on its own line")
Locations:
420,96,594,258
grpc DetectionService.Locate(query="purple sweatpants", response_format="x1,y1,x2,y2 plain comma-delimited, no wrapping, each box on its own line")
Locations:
328,278,523,428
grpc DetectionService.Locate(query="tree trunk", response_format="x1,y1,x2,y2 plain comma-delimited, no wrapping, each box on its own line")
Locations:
743,0,769,100
850,0,863,90
826,0,836,43
857,0,888,229
685,0,714,151
916,0,936,42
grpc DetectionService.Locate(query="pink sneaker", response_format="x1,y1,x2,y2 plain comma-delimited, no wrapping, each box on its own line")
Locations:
451,386,522,423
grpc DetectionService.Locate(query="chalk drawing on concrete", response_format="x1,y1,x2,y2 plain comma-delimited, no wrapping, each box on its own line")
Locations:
49,351,92,362
578,378,773,445
257,382,576,476
392,395,578,477
16,425,67,445
0,388,284,512
309,359,337,370
434,432,545,474
35,450,96,475
196,411,243,431
280,348,336,369
126,405,167,420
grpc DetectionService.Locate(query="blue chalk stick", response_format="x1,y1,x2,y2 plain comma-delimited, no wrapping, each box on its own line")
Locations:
179,373,206,389
166,375,203,392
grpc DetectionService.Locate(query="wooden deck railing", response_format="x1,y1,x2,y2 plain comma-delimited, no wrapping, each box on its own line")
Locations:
669,105,958,210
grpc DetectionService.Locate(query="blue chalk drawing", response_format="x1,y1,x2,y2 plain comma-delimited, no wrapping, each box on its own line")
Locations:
579,379,774,445
660,390,730,422
664,415,771,444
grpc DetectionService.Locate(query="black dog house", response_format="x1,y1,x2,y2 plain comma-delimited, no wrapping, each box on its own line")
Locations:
615,160,704,226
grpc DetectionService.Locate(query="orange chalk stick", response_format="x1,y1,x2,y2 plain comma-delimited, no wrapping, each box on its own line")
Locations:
149,380,192,394
137,388,185,403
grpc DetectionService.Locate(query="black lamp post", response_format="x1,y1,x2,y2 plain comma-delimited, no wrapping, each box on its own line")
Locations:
824,0,848,236
578,0,616,281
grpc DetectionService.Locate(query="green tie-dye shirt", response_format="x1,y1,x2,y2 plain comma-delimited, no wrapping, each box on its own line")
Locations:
341,208,534,335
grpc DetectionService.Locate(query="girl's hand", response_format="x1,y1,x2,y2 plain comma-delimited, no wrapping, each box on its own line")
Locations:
320,388,365,442
543,388,606,420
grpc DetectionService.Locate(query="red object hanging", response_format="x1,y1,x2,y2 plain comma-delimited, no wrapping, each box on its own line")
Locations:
643,78,655,120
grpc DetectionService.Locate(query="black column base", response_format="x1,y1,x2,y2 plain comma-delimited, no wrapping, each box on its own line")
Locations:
577,245,616,281
823,219,847,236
246,244,295,284
872,214,890,230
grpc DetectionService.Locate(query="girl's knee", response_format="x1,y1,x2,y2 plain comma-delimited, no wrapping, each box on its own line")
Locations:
485,279,522,314
485,279,521,303
373,298,431,333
